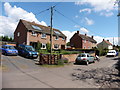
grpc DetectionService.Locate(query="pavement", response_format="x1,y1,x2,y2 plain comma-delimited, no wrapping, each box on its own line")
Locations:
1,55,119,88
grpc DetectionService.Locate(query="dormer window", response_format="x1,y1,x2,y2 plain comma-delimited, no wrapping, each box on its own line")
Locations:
41,33,46,38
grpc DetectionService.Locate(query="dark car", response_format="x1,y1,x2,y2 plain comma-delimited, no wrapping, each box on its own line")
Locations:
17,44,38,59
1,45,18,56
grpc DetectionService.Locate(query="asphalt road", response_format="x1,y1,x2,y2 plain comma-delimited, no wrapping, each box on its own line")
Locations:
1,55,119,88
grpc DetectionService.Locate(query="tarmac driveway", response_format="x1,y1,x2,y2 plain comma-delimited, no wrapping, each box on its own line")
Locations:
1,55,119,88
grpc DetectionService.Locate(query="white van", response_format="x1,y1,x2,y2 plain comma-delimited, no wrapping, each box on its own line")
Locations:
107,50,117,57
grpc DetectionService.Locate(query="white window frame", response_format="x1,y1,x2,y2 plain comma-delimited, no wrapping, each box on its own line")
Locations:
41,33,46,38
84,40,86,43
41,43,46,49
17,32,20,37
55,36,59,40
31,31,37,36
84,46,86,49
54,44,59,49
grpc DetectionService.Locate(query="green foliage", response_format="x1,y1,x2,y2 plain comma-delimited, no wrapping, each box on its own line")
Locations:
66,42,70,46
46,43,51,52
57,59,64,65
0,36,14,42
36,42,41,50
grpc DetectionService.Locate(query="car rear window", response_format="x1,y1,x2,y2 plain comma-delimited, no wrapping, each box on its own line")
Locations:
78,54,86,57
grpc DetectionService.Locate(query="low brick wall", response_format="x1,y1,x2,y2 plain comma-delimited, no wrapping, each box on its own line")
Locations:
62,54,79,62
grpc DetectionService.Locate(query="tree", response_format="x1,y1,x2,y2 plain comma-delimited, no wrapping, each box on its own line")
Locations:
66,42,70,46
36,42,41,50
46,43,51,52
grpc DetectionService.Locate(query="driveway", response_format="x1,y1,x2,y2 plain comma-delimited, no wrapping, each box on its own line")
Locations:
1,55,119,88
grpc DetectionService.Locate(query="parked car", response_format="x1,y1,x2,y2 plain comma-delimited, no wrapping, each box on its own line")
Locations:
75,53,95,65
17,44,38,59
1,45,18,56
107,50,117,57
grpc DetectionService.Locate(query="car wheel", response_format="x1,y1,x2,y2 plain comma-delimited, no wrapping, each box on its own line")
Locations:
86,61,89,65
93,60,95,63
5,52,7,56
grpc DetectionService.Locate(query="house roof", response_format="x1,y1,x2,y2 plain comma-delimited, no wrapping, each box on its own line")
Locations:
78,34,97,43
20,19,66,38
104,40,112,45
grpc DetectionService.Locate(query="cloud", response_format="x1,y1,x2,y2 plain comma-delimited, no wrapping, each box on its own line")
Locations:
100,12,114,17
80,27,89,33
62,31,76,42
85,17,94,25
0,2,47,37
80,8,92,14
74,25,80,28
75,0,117,17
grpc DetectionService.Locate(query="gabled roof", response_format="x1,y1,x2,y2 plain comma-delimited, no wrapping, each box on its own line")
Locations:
104,40,112,45
20,19,66,38
78,34,97,43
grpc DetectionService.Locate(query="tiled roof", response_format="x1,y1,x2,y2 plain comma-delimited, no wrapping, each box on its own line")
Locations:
104,40,112,45
78,34,97,43
20,19,66,38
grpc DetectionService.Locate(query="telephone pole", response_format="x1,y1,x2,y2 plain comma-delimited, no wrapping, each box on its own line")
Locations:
50,6,53,54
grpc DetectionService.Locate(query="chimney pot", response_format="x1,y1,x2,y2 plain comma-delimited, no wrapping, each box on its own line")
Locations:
91,36,93,38
85,33,87,36
107,40,109,42
103,39,105,41
77,31,79,34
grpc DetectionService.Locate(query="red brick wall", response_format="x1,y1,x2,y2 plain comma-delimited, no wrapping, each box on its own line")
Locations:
70,33,82,48
14,21,27,45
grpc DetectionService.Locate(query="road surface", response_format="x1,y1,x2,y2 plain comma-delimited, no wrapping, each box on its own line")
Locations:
1,55,119,88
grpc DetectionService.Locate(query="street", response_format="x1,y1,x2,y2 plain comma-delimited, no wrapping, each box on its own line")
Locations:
1,55,120,88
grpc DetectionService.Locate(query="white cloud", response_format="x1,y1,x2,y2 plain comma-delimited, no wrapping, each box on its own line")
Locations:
0,2,47,37
100,12,114,17
75,0,117,17
85,17,94,25
94,36,119,45
62,31,76,42
74,25,80,28
80,27,89,33
80,8,92,14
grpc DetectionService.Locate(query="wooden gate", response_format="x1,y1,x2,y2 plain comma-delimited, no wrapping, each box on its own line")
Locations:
39,54,62,65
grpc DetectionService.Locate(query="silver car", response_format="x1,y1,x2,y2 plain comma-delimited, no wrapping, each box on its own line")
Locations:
75,53,95,65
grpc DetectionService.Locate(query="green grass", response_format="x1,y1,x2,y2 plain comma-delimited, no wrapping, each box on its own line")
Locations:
40,64,64,68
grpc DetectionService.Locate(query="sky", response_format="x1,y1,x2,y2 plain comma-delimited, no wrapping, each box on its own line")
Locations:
0,0,119,45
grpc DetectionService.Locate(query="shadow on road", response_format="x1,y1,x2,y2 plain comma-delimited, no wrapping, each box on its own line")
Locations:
114,57,120,76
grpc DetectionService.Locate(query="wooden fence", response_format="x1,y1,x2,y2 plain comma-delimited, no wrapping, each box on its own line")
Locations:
39,54,62,65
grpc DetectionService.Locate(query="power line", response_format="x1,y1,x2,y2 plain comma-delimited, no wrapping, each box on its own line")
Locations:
54,9,105,38
35,8,50,15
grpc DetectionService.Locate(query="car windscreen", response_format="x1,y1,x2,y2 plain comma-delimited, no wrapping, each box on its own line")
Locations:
78,54,86,57
25,46,35,51
6,46,15,49
108,52,115,53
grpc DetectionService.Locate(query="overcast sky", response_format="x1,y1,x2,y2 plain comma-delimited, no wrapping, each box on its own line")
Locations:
0,0,119,45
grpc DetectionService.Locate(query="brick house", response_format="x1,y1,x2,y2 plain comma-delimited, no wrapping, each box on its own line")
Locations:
14,19,66,49
97,39,113,50
70,31,97,49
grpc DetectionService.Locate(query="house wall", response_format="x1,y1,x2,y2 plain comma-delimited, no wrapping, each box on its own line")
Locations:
14,21,27,45
97,41,110,49
27,31,66,49
70,33,82,48
82,40,92,49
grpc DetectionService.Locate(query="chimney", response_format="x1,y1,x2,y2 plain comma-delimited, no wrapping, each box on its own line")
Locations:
85,33,87,36
91,36,93,38
103,39,105,41
32,21,35,23
77,31,79,34
107,40,109,42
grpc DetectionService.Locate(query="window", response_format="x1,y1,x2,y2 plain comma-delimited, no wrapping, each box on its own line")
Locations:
31,25,42,30
41,33,46,38
54,44,59,49
55,36,59,40
17,32,20,37
84,46,86,49
84,40,86,43
62,37,65,40
41,43,46,49
31,31,37,36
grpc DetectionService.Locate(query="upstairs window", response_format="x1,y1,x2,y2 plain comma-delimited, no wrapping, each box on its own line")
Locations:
31,31,37,36
31,25,42,30
62,37,65,40
17,32,20,37
41,33,46,38
55,36,59,40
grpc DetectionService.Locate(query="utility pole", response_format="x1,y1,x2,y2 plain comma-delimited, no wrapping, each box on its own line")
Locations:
50,6,53,54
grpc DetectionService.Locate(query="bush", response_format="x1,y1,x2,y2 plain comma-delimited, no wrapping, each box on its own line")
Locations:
57,59,64,65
